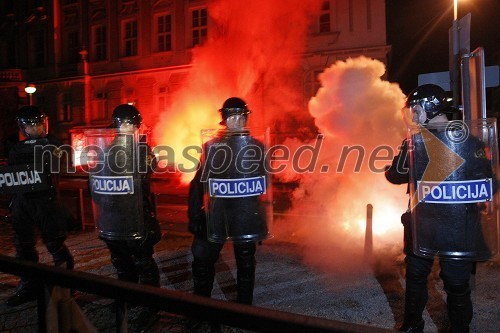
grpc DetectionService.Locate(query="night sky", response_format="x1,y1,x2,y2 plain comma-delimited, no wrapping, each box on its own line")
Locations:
385,0,500,94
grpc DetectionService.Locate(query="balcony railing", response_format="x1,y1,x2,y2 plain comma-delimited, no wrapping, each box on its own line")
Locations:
0,69,24,82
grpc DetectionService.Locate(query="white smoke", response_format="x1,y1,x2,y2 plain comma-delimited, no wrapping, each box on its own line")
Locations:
273,56,408,273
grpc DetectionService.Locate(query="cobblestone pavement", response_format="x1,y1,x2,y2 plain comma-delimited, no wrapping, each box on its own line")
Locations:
0,216,499,333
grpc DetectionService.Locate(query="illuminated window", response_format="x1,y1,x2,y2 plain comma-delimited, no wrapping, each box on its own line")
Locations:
123,20,137,57
319,1,330,33
93,25,107,61
156,14,172,52
192,8,207,47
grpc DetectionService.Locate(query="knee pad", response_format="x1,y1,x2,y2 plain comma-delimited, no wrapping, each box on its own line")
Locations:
192,258,215,278
235,243,256,259
191,238,221,263
444,283,470,298
234,243,256,272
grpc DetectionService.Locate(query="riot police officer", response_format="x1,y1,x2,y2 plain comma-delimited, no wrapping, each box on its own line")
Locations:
98,104,161,287
188,97,269,307
5,106,74,306
385,84,495,333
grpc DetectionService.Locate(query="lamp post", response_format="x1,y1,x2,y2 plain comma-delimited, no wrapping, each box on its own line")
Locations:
24,83,36,106
450,0,461,108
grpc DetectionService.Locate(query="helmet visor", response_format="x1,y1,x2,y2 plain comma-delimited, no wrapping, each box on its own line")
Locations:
402,102,427,126
18,117,48,138
113,118,140,128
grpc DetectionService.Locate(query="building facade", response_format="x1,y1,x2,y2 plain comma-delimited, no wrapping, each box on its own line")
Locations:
0,0,389,158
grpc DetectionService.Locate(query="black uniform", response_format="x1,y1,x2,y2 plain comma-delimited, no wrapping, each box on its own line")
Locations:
385,130,493,333
95,134,161,286
7,135,74,305
189,131,267,305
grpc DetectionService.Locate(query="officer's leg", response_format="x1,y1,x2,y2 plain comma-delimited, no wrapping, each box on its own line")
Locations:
39,198,74,269
133,241,160,287
399,254,433,332
234,242,256,305
106,240,139,283
6,236,40,306
440,260,473,333
128,242,161,331
191,237,223,297
6,203,39,306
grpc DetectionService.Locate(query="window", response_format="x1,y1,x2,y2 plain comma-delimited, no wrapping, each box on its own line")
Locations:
366,0,372,30
304,70,322,108
94,92,108,121
319,1,330,33
65,31,80,63
93,25,107,61
59,93,72,122
192,8,207,47
156,14,172,52
28,30,45,67
123,20,137,57
158,86,170,113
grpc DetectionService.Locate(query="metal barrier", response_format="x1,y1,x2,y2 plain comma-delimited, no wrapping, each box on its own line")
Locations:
0,254,396,333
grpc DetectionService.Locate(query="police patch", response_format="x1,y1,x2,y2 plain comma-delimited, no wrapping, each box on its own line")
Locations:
417,179,493,204
91,175,134,195
209,176,266,198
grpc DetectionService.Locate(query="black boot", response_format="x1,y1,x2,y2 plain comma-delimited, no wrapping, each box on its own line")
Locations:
235,243,256,305
51,244,74,270
399,319,425,332
136,256,160,287
129,306,159,333
399,278,428,332
192,259,215,297
446,283,472,333
6,280,38,307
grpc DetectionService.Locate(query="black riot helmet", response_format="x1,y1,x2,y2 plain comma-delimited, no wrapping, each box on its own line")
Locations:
219,97,251,125
403,84,448,125
17,105,48,138
112,104,143,128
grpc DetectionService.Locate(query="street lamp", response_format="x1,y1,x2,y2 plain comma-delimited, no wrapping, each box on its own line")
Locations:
450,0,462,108
24,83,36,105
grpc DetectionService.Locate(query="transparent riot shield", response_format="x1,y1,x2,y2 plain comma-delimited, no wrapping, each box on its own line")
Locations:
84,128,144,240
408,119,498,260
201,128,272,243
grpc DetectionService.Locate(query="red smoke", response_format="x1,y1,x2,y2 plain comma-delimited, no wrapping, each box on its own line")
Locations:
152,0,323,183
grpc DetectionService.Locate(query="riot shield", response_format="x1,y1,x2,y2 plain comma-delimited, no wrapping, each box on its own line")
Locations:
408,119,498,261
84,128,144,240
201,128,272,243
